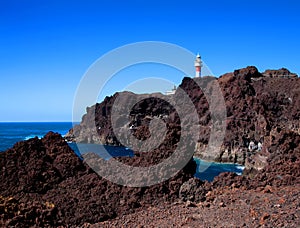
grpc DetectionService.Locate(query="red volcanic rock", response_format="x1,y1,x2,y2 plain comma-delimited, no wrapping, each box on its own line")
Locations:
206,128,300,193
0,195,60,227
0,132,196,226
233,66,262,81
176,128,300,222
67,66,300,166
262,68,298,78
179,177,208,202
246,129,300,188
0,133,85,196
92,184,300,227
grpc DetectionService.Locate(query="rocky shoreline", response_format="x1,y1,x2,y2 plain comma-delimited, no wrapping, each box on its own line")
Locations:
0,66,299,227
1,127,299,227
66,66,299,167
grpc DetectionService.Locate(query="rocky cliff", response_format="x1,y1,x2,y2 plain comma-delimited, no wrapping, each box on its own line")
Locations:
66,66,300,168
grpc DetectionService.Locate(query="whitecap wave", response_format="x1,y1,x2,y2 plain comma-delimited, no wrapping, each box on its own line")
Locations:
236,165,245,171
235,165,245,175
24,135,43,140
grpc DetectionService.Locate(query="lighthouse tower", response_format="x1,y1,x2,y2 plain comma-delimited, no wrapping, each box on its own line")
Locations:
194,53,202,78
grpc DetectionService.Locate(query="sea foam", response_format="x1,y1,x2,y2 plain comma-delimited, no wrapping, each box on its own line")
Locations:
24,135,43,140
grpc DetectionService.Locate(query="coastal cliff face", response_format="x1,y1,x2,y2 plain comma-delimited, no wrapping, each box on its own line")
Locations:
66,66,300,169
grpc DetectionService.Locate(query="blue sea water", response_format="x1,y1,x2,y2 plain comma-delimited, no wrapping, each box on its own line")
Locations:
68,143,134,160
0,122,244,181
0,122,73,152
194,158,244,182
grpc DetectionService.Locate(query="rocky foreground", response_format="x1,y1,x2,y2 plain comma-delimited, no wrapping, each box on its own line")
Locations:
0,128,299,227
0,132,196,227
94,126,300,227
0,66,299,227
95,184,300,227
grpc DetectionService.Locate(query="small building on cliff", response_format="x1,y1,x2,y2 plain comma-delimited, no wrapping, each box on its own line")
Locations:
165,85,177,95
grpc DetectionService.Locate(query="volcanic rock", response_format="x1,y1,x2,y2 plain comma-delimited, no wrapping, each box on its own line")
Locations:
179,177,208,202
67,66,300,168
262,68,298,78
0,132,196,226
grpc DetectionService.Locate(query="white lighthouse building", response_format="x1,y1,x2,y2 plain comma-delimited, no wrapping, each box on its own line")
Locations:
194,53,202,78
165,53,203,95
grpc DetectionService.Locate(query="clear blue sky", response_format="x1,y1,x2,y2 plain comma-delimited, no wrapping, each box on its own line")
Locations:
0,0,299,122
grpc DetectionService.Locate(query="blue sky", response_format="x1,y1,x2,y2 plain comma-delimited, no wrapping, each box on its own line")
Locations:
0,0,299,122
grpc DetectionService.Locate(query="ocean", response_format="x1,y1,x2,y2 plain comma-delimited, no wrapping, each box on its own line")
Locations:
0,122,244,181
0,122,73,152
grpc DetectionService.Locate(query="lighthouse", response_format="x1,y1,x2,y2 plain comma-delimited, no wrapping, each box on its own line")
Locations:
194,53,202,78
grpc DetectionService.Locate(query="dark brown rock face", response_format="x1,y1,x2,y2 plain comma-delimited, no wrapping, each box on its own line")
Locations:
262,68,298,78
179,177,208,202
0,132,196,226
67,66,299,166
245,129,300,188
179,128,300,206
